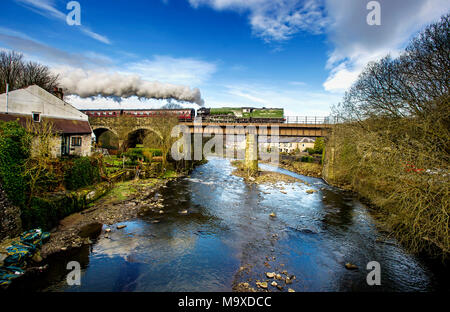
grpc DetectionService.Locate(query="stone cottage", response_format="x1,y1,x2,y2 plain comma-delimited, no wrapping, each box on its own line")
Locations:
0,85,92,157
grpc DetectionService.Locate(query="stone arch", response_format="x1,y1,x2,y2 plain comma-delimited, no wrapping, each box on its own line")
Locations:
92,127,119,151
125,127,163,149
130,126,163,140
92,126,118,139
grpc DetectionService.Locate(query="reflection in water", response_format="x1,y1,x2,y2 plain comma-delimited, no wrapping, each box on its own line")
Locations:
29,158,446,292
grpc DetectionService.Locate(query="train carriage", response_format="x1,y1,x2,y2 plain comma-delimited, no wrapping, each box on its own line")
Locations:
81,108,195,121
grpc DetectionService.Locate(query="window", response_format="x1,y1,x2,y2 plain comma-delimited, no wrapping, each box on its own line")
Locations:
71,137,82,147
32,112,41,122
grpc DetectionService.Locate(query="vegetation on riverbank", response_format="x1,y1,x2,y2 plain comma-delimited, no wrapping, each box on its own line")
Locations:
0,116,200,235
278,161,322,178
323,15,449,259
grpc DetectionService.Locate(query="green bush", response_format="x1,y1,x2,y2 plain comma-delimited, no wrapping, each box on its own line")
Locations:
0,121,30,207
306,148,316,155
301,155,314,163
64,157,101,190
124,147,162,162
314,137,324,154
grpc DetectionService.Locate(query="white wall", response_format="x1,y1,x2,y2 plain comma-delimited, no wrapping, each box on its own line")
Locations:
0,85,88,121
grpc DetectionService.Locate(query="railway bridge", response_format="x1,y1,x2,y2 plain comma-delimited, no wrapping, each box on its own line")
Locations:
89,116,331,145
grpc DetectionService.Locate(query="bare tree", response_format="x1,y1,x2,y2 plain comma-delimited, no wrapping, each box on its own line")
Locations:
0,51,59,93
23,119,58,203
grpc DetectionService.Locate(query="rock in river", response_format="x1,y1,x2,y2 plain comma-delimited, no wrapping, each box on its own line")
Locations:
269,212,276,218
266,272,275,278
345,262,358,270
79,222,103,238
258,282,268,289
117,225,127,229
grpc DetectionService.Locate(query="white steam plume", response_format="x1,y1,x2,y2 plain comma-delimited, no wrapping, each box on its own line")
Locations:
53,67,204,106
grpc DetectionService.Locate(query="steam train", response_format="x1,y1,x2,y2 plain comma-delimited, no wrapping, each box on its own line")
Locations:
197,107,284,123
81,109,196,121
81,107,285,123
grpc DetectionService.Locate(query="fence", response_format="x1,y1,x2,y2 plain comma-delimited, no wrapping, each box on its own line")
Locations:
284,116,333,124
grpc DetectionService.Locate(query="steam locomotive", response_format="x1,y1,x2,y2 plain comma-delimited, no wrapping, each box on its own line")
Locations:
197,107,285,123
81,107,285,123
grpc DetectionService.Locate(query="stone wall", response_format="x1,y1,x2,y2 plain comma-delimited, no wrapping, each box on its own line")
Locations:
0,182,22,241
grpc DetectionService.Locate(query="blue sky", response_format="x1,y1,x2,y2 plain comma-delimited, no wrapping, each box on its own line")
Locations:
1,0,449,115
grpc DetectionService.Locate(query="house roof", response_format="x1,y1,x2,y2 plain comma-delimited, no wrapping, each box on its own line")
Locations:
0,113,92,134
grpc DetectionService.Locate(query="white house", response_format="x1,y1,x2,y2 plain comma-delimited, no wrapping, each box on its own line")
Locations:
260,137,316,154
224,135,316,155
0,85,92,157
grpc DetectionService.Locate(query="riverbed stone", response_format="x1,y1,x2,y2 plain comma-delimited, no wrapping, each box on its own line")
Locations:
345,263,358,270
79,222,103,238
258,282,268,289
266,272,275,278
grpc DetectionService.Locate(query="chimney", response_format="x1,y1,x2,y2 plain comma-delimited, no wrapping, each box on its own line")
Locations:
51,87,64,100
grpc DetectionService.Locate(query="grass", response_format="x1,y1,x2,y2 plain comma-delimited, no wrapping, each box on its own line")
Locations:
103,180,137,202
161,170,178,178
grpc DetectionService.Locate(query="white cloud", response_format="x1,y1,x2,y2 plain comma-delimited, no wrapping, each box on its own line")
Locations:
188,0,449,94
323,0,450,92
189,0,328,42
126,55,217,86
15,0,111,44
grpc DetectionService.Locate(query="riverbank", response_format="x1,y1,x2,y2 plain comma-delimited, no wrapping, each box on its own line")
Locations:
39,177,179,258
0,175,179,269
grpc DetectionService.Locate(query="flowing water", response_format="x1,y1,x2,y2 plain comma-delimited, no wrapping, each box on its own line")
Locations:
22,158,448,292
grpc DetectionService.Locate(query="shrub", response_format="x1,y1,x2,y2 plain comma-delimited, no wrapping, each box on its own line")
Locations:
301,155,314,163
124,147,162,162
64,157,101,190
313,138,324,154
0,121,30,207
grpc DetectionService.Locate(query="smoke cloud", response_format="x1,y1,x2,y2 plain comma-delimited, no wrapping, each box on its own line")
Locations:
54,67,204,106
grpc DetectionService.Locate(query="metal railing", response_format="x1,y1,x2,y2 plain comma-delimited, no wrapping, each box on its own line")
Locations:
284,116,332,124
180,116,335,124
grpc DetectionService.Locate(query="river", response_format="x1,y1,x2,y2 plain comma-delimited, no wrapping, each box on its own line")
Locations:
22,158,448,292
